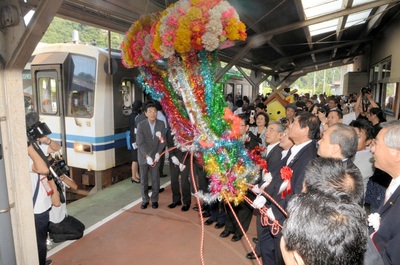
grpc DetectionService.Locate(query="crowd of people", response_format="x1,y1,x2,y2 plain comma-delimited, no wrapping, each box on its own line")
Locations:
126,88,398,264
27,85,399,264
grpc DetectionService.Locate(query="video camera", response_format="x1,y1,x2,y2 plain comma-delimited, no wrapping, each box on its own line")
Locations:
48,158,70,204
280,118,288,125
26,112,52,142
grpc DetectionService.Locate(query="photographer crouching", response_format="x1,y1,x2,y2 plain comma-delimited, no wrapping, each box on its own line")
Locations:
26,111,60,265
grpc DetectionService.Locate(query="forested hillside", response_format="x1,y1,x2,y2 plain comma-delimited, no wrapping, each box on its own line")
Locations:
41,17,124,49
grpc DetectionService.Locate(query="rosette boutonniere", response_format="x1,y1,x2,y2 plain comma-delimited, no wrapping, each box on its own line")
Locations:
155,131,165,143
368,213,381,232
278,166,293,199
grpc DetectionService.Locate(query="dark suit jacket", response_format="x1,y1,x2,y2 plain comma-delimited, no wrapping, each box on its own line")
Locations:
268,141,317,224
136,119,166,165
371,184,400,265
265,144,284,177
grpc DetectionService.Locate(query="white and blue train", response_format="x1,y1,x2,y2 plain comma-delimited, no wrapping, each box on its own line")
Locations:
23,43,143,193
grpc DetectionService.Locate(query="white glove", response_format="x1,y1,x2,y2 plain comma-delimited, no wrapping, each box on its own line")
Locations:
262,170,272,184
179,163,186,172
251,185,261,195
132,142,138,149
154,153,160,162
171,156,180,166
252,195,267,209
266,208,275,221
146,156,154,165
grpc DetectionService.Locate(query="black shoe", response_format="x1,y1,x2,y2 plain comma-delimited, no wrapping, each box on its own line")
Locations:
167,201,182,208
246,252,261,260
152,202,159,209
159,188,165,193
231,233,243,242
204,218,214,226
45,260,53,265
160,174,168,178
219,230,233,238
141,202,149,209
214,222,225,229
131,177,140,183
181,205,190,211
252,237,258,244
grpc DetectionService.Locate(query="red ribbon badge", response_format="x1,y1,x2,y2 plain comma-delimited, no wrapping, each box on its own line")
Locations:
280,166,293,199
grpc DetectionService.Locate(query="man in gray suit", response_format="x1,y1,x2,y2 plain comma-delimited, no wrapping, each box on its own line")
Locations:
137,102,166,209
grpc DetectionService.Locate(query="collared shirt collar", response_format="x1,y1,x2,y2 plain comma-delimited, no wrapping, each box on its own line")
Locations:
286,140,312,166
387,176,400,198
266,142,279,156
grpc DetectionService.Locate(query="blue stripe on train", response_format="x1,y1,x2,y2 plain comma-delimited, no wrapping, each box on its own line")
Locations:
50,132,127,151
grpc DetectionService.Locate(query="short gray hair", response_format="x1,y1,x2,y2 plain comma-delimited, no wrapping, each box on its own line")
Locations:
329,123,358,159
381,120,400,149
268,121,285,132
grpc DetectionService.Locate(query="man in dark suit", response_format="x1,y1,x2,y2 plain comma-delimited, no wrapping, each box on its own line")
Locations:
247,121,285,260
136,102,166,209
259,111,319,265
369,120,400,264
166,128,191,211
316,123,383,265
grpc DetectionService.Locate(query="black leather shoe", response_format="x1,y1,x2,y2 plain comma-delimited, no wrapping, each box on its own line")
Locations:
246,252,261,260
159,188,165,193
141,202,149,209
231,233,243,242
219,230,233,238
252,237,258,244
167,201,182,208
214,222,225,229
204,218,214,226
152,202,159,209
181,205,190,211
160,174,168,178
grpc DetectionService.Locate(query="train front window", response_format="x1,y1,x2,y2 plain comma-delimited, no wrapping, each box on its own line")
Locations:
66,55,96,118
37,71,58,114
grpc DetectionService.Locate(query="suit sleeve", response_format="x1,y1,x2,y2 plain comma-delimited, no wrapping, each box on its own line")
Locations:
137,122,151,158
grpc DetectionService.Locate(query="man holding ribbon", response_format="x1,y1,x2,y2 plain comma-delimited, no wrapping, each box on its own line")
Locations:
259,111,319,265
137,101,166,209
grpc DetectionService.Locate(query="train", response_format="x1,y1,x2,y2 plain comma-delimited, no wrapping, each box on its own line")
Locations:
22,42,144,194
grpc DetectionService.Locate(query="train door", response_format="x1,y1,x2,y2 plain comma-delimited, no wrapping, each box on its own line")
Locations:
31,60,67,161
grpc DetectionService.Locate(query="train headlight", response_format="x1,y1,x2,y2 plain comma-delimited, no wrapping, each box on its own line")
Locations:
74,142,93,153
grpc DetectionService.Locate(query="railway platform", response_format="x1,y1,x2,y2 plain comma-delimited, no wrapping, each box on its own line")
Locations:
47,167,259,265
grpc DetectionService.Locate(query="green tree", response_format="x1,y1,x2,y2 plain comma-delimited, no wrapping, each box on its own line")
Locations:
41,17,124,49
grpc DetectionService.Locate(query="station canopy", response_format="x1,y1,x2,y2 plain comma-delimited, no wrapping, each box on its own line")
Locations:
24,0,400,81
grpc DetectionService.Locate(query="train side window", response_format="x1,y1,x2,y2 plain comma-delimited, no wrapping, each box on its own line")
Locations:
66,55,96,118
37,71,58,114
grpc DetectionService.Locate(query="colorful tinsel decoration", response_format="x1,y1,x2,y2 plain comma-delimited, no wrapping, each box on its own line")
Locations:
121,0,260,205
